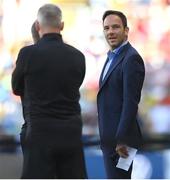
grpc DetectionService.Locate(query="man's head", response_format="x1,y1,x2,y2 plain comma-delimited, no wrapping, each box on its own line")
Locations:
36,4,64,37
102,10,129,50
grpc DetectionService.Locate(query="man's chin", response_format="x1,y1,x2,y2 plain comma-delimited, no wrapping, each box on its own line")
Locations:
110,43,118,50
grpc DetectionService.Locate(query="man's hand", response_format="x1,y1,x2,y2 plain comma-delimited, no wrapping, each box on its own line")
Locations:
116,144,129,158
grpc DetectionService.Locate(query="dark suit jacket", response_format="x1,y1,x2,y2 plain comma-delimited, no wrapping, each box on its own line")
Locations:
12,33,85,147
97,42,145,150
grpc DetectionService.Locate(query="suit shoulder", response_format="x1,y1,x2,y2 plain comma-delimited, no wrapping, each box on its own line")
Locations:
122,44,145,71
125,45,144,62
127,44,139,55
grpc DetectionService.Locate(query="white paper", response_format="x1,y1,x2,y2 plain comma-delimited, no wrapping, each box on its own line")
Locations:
116,146,137,171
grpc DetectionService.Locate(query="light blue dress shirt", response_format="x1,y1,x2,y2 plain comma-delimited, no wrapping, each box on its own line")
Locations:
102,41,128,81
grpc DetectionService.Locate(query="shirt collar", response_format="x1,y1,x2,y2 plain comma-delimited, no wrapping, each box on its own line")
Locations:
41,33,63,42
112,40,128,54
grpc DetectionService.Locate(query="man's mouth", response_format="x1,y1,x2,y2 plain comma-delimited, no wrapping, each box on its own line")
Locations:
108,37,117,42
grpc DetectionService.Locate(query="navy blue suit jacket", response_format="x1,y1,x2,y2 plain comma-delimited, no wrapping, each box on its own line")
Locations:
97,42,145,150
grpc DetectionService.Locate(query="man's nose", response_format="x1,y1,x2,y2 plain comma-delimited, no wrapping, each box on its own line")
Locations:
107,27,115,34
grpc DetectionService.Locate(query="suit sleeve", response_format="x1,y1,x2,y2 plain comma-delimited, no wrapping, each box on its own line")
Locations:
115,54,145,144
11,48,26,96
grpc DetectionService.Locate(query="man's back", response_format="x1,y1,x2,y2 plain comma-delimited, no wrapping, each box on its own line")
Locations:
14,33,85,120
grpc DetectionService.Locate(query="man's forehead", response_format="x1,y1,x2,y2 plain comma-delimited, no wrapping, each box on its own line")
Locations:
103,15,122,25
104,14,121,20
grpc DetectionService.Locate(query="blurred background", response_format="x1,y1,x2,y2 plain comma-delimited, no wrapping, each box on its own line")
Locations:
0,0,170,178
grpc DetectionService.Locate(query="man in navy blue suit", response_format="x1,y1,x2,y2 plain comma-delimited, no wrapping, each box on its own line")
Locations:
97,10,145,179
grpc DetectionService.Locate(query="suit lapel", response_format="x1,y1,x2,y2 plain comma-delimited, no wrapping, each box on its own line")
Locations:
99,57,109,87
99,43,131,91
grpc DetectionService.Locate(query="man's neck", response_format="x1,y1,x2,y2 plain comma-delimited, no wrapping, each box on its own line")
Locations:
40,28,61,38
111,40,128,53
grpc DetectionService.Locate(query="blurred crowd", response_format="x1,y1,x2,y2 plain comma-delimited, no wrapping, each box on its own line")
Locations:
0,0,170,139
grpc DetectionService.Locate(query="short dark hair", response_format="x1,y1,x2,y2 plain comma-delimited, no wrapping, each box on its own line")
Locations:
102,10,127,28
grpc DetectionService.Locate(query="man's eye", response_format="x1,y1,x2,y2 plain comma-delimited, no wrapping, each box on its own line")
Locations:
104,27,109,30
112,25,120,29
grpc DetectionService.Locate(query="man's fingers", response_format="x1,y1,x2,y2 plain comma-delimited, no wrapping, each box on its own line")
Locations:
117,150,129,158
116,145,129,158
119,153,128,158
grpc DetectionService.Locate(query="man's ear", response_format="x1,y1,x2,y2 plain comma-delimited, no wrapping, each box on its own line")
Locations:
60,21,64,31
125,26,129,37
